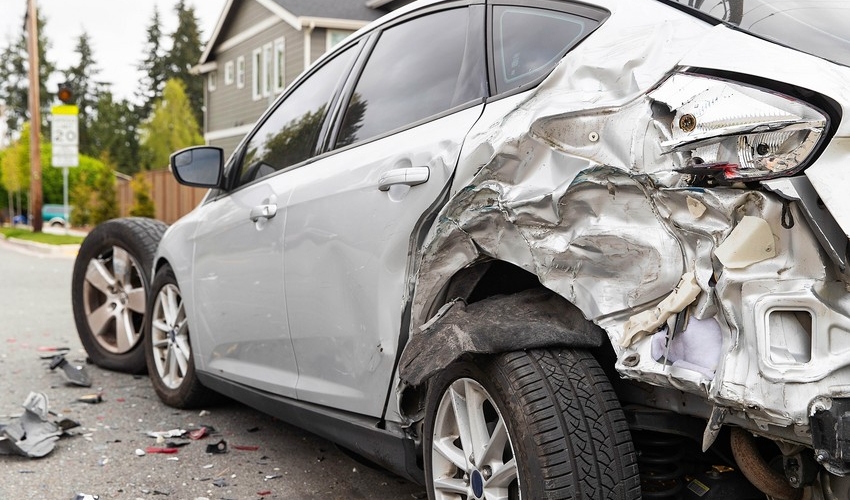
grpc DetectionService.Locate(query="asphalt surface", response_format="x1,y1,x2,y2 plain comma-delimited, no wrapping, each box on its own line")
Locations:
0,239,426,499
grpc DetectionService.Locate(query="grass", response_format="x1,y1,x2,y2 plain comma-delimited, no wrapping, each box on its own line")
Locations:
0,227,85,245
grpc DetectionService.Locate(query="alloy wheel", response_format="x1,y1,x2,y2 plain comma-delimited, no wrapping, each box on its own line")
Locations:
82,246,146,354
431,378,520,500
150,283,190,389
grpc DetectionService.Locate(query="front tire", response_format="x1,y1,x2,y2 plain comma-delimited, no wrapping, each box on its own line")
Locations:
424,348,640,500
71,217,167,373
145,264,212,408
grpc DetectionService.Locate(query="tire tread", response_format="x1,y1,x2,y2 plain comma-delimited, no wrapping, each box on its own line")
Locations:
496,348,640,500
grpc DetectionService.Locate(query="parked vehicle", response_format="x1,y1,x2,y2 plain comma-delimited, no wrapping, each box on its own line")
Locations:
42,204,71,227
71,0,850,498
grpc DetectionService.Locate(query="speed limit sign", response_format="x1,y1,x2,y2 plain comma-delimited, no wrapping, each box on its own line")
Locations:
52,105,79,167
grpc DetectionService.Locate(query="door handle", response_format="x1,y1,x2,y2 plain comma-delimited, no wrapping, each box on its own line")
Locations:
378,166,430,191
250,204,278,222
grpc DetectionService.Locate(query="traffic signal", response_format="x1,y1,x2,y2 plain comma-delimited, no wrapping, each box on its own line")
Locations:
57,83,74,104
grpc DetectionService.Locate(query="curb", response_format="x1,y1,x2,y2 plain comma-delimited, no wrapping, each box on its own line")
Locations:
0,236,80,258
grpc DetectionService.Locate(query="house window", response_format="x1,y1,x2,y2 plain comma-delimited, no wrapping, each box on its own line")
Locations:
273,37,285,94
252,48,262,100
207,70,217,92
327,30,351,50
224,61,234,85
263,43,273,97
237,56,245,89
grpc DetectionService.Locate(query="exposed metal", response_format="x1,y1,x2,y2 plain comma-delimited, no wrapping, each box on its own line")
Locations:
403,0,850,462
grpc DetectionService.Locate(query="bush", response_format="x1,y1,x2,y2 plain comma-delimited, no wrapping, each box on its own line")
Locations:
129,173,156,218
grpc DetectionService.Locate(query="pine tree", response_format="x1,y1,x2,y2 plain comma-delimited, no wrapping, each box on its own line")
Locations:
137,6,168,121
165,0,205,126
63,31,106,156
90,92,142,174
0,10,56,135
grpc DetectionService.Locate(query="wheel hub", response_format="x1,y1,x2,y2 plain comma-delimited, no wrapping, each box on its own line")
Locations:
471,469,484,498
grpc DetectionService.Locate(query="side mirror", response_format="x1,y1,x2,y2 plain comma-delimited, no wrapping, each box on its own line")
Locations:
170,147,224,188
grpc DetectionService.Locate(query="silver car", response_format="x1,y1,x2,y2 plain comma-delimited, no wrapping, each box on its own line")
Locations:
72,0,850,498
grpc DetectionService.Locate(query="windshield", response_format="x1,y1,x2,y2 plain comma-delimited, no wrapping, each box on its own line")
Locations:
659,0,850,67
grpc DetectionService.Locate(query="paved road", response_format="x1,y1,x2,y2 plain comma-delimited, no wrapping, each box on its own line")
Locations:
0,240,426,499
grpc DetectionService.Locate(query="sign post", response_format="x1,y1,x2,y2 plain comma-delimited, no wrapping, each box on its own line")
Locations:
51,104,79,231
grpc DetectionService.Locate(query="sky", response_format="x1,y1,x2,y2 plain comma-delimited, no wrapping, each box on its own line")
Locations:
0,0,228,103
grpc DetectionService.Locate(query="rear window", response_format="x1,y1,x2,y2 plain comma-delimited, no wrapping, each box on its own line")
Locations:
492,5,602,94
659,0,850,67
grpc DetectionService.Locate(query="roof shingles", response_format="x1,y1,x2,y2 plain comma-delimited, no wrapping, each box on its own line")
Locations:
271,0,384,21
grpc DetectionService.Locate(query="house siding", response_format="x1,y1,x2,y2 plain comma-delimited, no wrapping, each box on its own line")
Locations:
206,1,307,157
201,0,394,160
209,135,246,161
229,0,281,35
311,28,328,64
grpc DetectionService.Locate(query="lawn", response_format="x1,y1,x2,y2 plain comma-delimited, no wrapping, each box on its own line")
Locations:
0,227,85,245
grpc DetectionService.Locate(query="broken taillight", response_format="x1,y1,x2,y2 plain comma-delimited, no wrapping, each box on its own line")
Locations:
650,73,828,182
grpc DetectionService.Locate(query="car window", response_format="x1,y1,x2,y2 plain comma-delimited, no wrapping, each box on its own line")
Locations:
493,6,600,94
657,0,850,67
335,7,486,148
234,46,358,188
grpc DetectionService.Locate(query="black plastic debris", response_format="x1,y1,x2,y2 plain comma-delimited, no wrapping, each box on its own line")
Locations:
164,441,191,448
206,439,228,454
212,478,229,488
56,417,81,433
0,393,63,458
48,354,92,387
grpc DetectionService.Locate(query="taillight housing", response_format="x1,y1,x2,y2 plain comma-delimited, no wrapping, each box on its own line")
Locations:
650,73,828,183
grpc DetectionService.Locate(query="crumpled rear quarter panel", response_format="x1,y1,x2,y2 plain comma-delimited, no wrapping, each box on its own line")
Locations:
405,0,850,440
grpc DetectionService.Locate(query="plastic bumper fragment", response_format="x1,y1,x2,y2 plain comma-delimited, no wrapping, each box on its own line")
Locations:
0,392,63,458
48,354,92,387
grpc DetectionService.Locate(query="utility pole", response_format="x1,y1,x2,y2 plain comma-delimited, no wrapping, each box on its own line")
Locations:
26,0,43,232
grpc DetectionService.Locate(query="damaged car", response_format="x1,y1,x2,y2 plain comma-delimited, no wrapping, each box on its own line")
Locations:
71,0,850,498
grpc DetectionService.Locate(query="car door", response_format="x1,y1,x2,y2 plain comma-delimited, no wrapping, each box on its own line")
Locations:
188,46,360,397
281,4,488,417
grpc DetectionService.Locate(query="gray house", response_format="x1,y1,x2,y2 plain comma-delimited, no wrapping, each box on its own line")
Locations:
197,0,409,157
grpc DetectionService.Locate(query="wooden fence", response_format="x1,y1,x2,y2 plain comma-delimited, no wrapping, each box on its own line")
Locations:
116,169,208,224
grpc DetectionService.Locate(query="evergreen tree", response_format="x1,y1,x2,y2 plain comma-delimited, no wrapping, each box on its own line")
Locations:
139,78,203,170
90,92,142,174
165,0,205,126
63,31,106,156
137,6,168,121
0,10,56,135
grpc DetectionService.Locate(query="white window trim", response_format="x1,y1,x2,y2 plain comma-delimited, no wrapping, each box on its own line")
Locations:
224,60,234,85
207,70,217,92
326,29,351,51
236,56,245,89
273,37,285,94
252,48,262,100
262,42,273,98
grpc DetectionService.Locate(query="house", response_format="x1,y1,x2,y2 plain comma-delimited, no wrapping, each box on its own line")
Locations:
196,0,411,158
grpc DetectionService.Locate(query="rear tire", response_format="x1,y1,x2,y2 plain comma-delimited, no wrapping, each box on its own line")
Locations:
424,348,640,499
71,217,167,373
